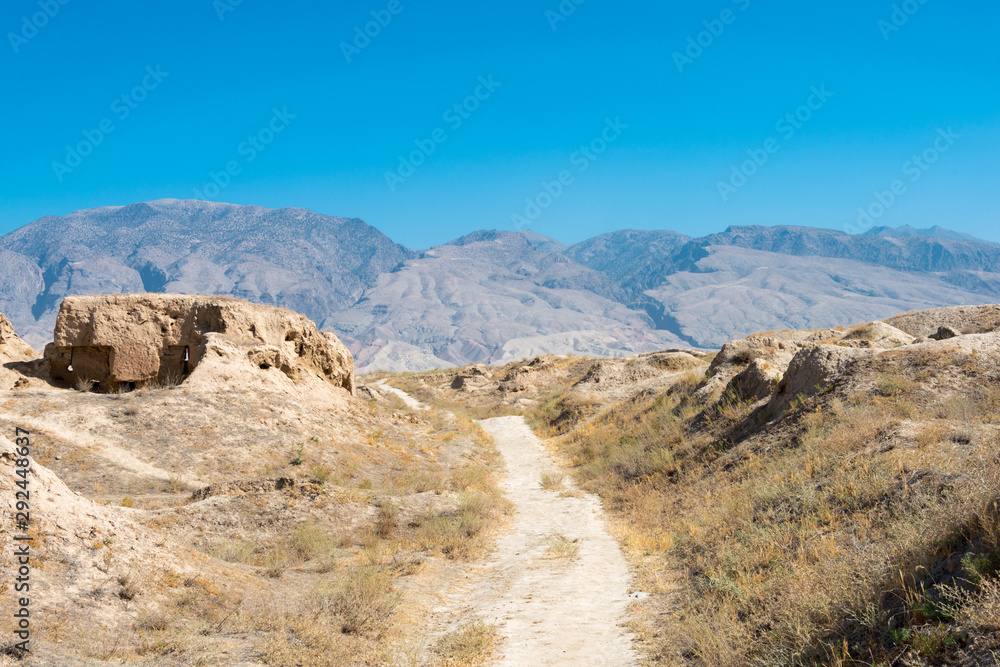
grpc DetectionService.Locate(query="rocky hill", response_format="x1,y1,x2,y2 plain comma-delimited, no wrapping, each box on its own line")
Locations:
2,201,1000,371
0,200,413,346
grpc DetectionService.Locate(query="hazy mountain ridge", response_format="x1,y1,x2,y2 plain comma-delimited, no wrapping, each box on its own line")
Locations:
0,200,413,343
336,231,685,370
2,200,999,369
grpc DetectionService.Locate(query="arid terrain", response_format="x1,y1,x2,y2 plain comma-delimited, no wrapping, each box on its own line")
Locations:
386,304,1000,666
1,298,513,666
3,299,1000,666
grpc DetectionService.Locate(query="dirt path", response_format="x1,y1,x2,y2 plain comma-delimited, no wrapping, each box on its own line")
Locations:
469,416,638,666
375,380,427,410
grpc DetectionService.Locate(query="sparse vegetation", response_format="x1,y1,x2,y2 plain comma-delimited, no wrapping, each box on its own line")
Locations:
544,533,580,560
433,620,500,666
540,471,565,490
535,338,1000,665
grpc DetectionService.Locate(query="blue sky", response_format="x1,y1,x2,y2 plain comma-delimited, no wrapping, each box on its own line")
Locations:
1,0,998,248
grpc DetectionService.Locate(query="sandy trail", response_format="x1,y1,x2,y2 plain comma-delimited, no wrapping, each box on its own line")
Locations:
470,416,638,666
375,380,427,410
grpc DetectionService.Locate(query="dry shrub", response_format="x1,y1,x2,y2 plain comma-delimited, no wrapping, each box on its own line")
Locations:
539,472,565,490
75,377,96,392
961,578,1000,630
323,564,401,635
117,571,141,601
544,533,579,560
415,492,500,560
844,324,879,341
433,620,500,666
874,372,917,397
290,521,339,561
374,502,398,539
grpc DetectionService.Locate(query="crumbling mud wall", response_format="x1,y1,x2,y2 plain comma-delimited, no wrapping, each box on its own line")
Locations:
43,294,355,394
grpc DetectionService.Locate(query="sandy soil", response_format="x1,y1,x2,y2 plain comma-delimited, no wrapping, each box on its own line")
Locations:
420,414,639,666
376,380,427,410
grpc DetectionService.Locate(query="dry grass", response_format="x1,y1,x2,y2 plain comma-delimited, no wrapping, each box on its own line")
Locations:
0,376,513,666
537,349,1000,665
432,620,500,666
413,491,511,560
539,471,566,491
544,533,580,560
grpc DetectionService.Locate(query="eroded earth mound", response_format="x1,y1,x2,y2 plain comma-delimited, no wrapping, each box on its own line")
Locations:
41,295,355,396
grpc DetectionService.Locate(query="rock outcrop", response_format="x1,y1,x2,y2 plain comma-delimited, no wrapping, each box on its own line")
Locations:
727,358,782,402
42,295,355,394
839,321,915,348
0,313,37,390
451,365,494,390
0,313,34,358
769,345,875,412
884,305,1000,339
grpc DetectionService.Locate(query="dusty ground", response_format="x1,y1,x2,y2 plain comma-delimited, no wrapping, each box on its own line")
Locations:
0,372,510,665
384,386,641,665
473,416,637,666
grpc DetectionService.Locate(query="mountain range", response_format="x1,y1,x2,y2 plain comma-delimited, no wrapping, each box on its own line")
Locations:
2,199,998,371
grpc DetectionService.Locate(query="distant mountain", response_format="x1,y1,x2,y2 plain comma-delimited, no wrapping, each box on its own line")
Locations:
1,201,998,370
337,230,683,370
567,226,1000,347
864,225,996,245
0,200,413,344
516,230,569,254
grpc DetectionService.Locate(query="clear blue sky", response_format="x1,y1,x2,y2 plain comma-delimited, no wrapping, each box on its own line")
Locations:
2,0,998,248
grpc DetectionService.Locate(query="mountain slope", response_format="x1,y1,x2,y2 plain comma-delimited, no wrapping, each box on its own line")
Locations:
337,231,685,370
3,201,1000,370
0,200,414,343
567,226,1000,347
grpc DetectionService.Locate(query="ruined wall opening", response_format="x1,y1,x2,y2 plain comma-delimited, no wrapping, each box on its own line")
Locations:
161,345,192,385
